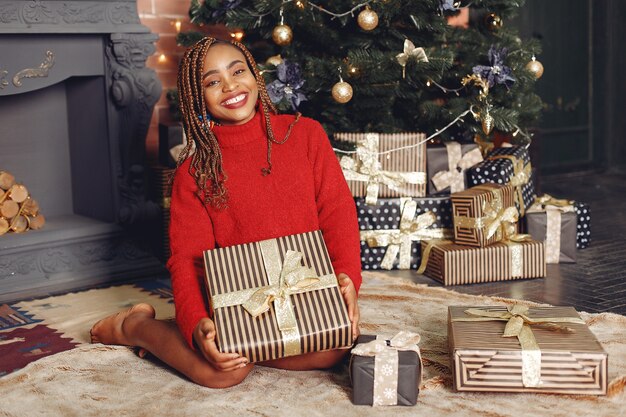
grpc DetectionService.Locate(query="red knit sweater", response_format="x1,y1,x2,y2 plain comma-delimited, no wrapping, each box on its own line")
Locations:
166,111,362,348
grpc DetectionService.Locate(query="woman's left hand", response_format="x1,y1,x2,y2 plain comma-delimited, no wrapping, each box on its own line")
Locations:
338,273,360,340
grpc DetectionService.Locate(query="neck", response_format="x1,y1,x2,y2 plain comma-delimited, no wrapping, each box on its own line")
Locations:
212,110,267,148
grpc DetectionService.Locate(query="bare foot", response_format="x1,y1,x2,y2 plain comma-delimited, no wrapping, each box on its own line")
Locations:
90,303,156,346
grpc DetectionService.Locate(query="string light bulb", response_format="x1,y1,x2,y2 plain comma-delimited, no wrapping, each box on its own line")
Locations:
230,29,245,42
174,20,181,33
295,0,307,9
158,54,167,63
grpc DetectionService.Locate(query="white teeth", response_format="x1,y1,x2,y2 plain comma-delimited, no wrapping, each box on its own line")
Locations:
223,94,246,105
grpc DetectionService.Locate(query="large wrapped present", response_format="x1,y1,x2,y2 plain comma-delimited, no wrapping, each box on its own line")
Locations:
525,194,577,264
356,197,453,270
575,201,591,249
203,230,352,363
418,239,546,285
427,141,483,195
350,332,422,406
448,305,608,395
466,146,536,216
336,132,427,204
451,183,518,247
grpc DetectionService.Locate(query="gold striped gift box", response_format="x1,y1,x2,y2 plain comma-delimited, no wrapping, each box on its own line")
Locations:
419,240,546,285
203,230,352,363
335,132,427,201
448,306,608,395
451,183,517,247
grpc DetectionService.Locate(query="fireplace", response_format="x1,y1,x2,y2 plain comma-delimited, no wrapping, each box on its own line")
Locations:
0,1,166,302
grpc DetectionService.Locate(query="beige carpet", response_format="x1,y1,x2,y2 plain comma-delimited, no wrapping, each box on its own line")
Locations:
0,272,624,417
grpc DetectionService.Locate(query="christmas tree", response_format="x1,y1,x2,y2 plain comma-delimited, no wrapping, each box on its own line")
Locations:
178,0,543,145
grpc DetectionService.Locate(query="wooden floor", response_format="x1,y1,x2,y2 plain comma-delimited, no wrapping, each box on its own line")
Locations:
392,171,626,315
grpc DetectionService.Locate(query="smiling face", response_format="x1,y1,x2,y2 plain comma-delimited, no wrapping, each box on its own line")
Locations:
201,43,259,126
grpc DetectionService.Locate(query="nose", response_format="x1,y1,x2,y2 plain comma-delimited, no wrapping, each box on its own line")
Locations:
222,76,239,92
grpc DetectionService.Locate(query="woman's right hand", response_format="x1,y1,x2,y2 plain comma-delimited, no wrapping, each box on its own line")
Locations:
193,317,249,371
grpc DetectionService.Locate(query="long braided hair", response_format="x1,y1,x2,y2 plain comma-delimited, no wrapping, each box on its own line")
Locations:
176,37,301,208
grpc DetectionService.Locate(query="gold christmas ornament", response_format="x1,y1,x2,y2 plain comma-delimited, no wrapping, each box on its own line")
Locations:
357,6,379,31
272,24,293,46
526,56,544,79
265,54,284,67
482,112,494,135
331,80,353,104
483,13,503,32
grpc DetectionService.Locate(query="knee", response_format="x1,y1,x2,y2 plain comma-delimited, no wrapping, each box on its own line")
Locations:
312,349,349,370
193,364,253,389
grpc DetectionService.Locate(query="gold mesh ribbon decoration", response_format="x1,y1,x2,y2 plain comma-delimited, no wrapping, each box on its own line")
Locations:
351,331,422,406
451,305,585,387
340,133,426,205
527,194,576,264
488,154,532,216
210,241,338,357
431,142,483,193
360,199,452,270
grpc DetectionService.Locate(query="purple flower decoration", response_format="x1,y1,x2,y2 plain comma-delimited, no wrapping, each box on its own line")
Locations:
472,45,516,88
266,61,307,111
439,0,460,13
211,0,242,19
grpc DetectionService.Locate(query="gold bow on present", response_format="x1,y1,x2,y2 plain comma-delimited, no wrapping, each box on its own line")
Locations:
431,142,484,193
532,194,574,210
527,194,576,264
360,199,452,270
451,305,585,387
210,241,338,357
488,154,532,216
396,39,429,79
351,331,422,406
340,133,426,205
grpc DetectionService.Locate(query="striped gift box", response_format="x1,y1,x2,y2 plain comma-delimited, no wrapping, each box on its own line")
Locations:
419,240,546,285
448,306,608,395
451,184,517,247
335,132,427,200
203,230,352,363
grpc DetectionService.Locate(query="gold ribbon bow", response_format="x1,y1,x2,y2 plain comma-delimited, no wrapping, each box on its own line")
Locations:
432,142,484,193
395,39,429,79
451,305,585,387
527,194,575,264
340,133,426,205
488,154,532,216
360,199,452,270
210,241,338,357
351,331,422,406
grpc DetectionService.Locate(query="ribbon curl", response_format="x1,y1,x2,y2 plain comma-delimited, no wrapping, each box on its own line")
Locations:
432,142,483,193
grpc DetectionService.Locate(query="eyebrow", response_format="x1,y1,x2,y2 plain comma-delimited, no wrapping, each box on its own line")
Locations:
202,60,245,80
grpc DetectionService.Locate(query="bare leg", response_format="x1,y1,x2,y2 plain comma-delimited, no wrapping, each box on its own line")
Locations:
260,348,350,371
90,304,253,389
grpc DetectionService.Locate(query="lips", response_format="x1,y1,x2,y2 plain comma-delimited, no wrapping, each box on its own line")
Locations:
221,93,248,109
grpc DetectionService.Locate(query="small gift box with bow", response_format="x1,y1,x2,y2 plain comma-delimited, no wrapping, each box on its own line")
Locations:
448,305,607,395
203,230,352,363
525,194,578,264
418,239,546,285
451,183,518,247
466,146,536,216
336,132,427,205
427,141,483,195
350,332,423,406
356,197,453,270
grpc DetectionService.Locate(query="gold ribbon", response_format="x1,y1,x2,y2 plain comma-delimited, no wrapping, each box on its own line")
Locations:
351,331,422,406
488,154,532,216
431,143,483,193
451,305,585,387
360,199,452,270
395,39,428,79
210,240,338,357
527,195,576,264
340,133,426,205
416,239,453,274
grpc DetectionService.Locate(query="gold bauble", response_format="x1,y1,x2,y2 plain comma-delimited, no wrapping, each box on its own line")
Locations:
272,24,293,46
265,54,284,67
331,81,353,104
483,13,503,32
525,58,544,79
482,113,494,135
357,7,379,31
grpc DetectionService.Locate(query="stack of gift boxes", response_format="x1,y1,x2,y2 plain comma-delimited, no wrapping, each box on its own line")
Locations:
337,132,592,283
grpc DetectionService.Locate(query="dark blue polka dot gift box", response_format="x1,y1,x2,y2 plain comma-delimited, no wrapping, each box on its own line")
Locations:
355,197,453,270
574,201,591,249
466,146,536,216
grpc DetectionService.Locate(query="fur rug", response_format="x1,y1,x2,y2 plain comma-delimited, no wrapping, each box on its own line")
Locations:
0,272,624,417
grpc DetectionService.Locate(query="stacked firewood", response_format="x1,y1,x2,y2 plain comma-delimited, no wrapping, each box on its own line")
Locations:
0,171,45,235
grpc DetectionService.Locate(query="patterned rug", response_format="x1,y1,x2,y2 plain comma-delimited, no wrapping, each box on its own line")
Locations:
0,272,624,417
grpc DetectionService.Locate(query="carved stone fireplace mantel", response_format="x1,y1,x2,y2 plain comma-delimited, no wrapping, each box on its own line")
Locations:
0,0,166,302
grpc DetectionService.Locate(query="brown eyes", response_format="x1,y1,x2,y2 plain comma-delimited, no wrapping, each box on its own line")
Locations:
204,68,246,88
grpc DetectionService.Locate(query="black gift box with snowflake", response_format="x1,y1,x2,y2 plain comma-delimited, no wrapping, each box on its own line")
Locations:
356,197,453,270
